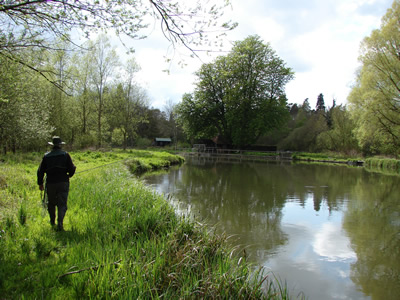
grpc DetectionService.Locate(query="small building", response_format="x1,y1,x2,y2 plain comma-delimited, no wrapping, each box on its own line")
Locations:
154,138,172,147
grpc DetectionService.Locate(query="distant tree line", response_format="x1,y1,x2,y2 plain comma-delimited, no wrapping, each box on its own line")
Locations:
1,1,399,157
176,2,400,157
0,34,183,153
0,0,233,153
173,35,367,155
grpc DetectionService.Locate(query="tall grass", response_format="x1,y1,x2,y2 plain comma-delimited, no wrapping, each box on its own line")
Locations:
0,150,286,299
364,157,400,174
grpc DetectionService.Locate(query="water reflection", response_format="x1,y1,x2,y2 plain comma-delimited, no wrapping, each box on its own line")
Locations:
343,172,400,299
143,157,400,300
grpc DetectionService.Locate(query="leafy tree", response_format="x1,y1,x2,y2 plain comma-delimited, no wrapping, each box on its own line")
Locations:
317,105,359,154
70,44,98,146
289,103,299,119
108,82,148,149
138,107,168,140
113,58,149,149
176,35,294,147
89,35,120,147
0,53,54,153
163,99,183,146
0,0,236,87
302,98,311,113
278,112,328,152
44,40,80,142
325,99,336,129
348,1,400,155
289,100,312,129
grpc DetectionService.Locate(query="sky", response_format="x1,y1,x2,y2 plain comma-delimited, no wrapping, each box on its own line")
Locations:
117,0,394,110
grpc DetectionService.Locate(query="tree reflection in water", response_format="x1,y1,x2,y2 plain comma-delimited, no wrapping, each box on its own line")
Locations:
144,157,400,299
343,172,400,300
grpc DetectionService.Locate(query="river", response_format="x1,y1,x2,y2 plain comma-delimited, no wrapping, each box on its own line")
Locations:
143,156,400,300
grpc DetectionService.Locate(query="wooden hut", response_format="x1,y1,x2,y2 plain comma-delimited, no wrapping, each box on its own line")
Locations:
154,138,172,147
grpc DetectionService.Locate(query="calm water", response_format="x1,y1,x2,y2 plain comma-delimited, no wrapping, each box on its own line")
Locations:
143,156,400,300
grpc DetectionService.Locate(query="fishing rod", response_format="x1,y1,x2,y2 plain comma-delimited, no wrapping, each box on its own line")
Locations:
40,159,127,209
75,159,128,174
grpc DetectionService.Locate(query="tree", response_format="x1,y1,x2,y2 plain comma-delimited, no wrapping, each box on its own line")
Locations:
348,1,400,155
278,112,328,152
317,105,359,154
45,39,79,142
176,35,294,147
108,78,148,149
138,107,168,140
89,35,120,147
316,93,326,112
0,52,54,153
0,0,236,88
113,58,149,149
70,46,96,137
325,98,336,129
163,99,181,147
302,98,311,113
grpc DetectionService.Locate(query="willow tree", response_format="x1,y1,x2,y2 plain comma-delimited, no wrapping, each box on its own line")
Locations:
348,1,400,155
176,35,294,147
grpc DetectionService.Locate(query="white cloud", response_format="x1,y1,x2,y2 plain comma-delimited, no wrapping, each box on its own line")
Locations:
116,0,393,109
313,222,357,262
222,0,391,107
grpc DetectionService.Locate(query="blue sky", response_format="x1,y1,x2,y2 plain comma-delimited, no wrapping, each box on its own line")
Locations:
121,0,394,110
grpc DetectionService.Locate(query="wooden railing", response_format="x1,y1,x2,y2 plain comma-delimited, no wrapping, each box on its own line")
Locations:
176,146,293,161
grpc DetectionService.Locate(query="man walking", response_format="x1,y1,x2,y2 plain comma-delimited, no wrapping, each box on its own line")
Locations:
37,136,76,231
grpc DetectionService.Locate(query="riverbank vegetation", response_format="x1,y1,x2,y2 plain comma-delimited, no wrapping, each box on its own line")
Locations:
175,2,400,158
291,153,400,175
0,150,291,299
364,157,400,174
2,2,400,160
291,152,362,165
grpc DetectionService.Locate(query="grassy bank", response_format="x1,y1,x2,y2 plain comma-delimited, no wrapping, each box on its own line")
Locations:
291,152,363,165
364,157,400,174
292,152,400,174
0,149,282,299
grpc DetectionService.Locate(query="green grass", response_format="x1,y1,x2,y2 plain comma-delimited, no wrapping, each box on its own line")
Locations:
292,152,400,175
292,152,362,164
243,151,279,157
364,157,400,174
0,149,290,299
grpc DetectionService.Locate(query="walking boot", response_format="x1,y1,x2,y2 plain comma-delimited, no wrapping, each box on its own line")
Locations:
50,219,56,229
57,223,64,232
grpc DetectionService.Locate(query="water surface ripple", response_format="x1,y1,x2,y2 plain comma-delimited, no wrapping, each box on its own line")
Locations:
143,157,400,300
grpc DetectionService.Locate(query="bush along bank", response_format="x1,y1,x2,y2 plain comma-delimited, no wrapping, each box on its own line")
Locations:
0,150,285,299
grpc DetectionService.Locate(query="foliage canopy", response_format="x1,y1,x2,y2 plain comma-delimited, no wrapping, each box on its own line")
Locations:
348,0,400,155
0,0,236,87
176,35,294,147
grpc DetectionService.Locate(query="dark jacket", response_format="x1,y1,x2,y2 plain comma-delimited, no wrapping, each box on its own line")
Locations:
37,148,76,185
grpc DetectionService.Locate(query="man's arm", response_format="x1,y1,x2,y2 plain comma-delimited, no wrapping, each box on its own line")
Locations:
37,157,46,190
66,153,76,178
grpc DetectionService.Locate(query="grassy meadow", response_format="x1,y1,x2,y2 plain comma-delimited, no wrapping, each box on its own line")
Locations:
0,149,286,299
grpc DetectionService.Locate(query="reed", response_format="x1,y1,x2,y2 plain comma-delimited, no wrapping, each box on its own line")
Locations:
364,157,400,174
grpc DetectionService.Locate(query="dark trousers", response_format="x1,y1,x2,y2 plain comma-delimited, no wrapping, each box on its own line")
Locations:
46,182,69,228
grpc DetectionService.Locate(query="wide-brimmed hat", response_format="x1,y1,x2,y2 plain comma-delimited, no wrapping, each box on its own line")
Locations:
48,136,66,146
